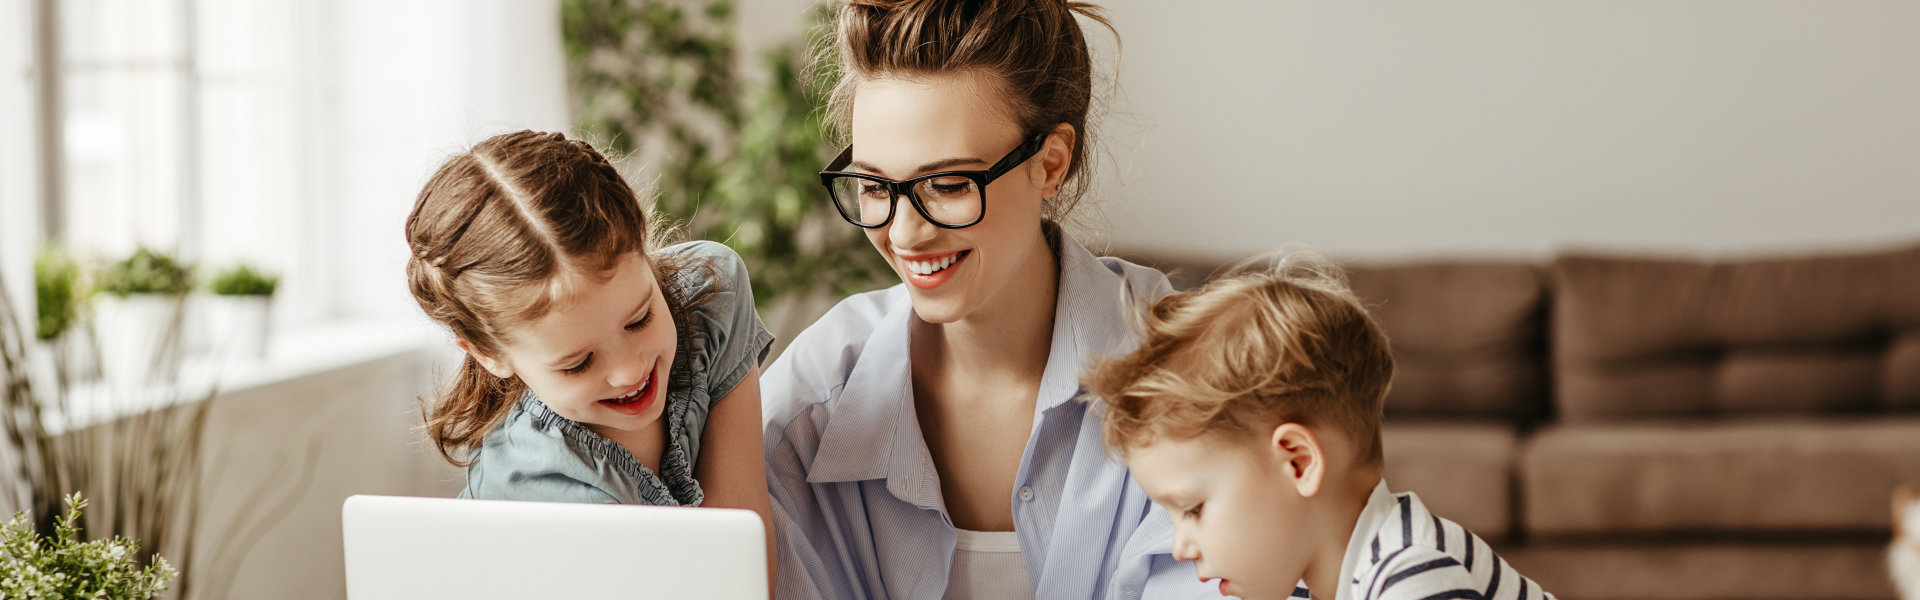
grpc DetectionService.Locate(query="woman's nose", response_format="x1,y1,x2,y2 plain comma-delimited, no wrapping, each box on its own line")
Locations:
887,193,940,247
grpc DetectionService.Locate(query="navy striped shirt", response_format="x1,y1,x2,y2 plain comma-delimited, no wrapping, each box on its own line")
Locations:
1336,482,1554,600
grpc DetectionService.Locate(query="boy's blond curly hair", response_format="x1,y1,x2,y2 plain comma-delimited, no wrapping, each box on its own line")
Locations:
1086,253,1394,464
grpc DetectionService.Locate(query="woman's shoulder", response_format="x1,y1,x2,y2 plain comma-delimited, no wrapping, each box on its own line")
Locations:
759,286,904,437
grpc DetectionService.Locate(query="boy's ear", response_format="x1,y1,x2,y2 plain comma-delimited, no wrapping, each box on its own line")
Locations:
1269,423,1326,498
458,339,516,379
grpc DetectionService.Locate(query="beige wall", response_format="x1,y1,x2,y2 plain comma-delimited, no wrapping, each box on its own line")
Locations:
747,0,1920,260
1092,1,1920,260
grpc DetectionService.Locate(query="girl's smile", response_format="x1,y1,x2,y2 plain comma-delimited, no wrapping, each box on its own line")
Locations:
597,364,660,416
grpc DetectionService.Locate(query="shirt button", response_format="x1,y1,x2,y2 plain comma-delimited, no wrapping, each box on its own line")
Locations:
1018,486,1034,502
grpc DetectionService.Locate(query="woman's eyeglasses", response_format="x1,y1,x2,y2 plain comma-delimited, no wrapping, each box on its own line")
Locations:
818,132,1049,229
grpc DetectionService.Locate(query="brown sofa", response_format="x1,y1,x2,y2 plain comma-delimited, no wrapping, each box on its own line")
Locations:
1128,242,1920,600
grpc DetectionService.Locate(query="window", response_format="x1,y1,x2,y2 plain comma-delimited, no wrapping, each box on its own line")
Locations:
1,0,573,336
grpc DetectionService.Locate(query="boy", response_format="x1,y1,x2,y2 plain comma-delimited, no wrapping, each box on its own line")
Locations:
1084,258,1554,600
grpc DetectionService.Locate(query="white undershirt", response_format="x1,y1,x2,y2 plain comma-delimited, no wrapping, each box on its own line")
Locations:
943,528,1033,600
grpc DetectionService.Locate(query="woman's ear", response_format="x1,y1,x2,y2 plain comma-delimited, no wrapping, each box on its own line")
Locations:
1033,123,1077,199
1269,423,1327,498
457,339,516,379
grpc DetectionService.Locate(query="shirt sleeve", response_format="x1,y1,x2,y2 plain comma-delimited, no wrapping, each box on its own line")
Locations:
672,241,775,404
1358,546,1481,600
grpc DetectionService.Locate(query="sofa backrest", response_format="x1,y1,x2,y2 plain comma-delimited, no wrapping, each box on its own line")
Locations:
1550,244,1920,421
1125,252,1552,423
1346,263,1550,421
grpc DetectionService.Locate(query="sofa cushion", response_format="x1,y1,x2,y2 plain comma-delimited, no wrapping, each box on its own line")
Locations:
1504,541,1898,600
1348,263,1549,420
1551,244,1920,420
1381,421,1518,540
1519,417,1920,536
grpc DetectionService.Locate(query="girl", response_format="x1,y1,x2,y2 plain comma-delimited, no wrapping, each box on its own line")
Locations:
404,131,774,563
761,1,1219,598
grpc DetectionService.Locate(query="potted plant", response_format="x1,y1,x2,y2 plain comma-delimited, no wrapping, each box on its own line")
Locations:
34,245,95,384
92,247,192,389
0,493,178,599
205,264,278,362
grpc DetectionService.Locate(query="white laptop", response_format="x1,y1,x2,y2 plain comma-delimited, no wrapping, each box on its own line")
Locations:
342,495,767,599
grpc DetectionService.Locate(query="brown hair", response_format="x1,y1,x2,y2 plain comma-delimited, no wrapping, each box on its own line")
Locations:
1084,255,1395,465
405,130,710,467
827,0,1115,221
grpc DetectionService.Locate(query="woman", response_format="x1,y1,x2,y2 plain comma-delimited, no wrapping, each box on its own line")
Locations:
762,1,1221,598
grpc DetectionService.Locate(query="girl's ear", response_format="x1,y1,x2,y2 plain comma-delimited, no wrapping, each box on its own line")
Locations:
457,339,516,379
1033,123,1077,199
1269,423,1326,499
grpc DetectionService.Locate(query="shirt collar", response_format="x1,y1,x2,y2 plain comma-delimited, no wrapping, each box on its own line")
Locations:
804,225,1153,494
1334,480,1396,600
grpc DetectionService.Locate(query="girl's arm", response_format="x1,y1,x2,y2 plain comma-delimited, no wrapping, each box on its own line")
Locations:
694,364,777,588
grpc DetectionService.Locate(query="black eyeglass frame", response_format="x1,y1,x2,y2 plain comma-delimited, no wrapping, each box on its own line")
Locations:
818,132,1050,229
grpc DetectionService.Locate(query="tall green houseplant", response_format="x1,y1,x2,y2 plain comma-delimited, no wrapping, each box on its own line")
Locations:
561,0,888,328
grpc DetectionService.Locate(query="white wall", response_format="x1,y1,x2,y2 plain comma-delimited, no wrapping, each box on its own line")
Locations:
1090,1,1920,260
317,0,572,320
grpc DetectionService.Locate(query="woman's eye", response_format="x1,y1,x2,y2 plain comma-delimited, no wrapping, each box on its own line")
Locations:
625,311,654,331
562,354,594,375
859,183,888,198
927,177,974,196
1185,504,1203,520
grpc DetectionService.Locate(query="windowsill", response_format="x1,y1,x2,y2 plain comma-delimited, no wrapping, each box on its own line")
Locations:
37,317,451,434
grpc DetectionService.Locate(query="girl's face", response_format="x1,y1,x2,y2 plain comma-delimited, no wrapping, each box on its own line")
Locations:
467,252,677,438
1127,434,1314,600
846,72,1067,324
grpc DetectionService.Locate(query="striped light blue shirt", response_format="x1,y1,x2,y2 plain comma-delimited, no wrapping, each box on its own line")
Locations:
761,228,1218,600
1341,481,1556,600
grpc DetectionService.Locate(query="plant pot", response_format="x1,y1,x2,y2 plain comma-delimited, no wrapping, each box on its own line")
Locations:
92,293,186,389
207,294,272,362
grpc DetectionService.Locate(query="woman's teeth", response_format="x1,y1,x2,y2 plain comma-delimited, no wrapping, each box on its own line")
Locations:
905,253,960,275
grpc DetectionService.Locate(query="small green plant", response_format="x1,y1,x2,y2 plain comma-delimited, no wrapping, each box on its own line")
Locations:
207,264,279,297
96,247,192,298
562,0,890,310
0,493,177,600
34,246,83,341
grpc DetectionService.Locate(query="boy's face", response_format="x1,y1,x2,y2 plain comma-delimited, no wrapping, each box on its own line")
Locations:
1128,433,1316,600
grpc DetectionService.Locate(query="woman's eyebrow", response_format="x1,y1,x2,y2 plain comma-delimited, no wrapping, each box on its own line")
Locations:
849,157,989,178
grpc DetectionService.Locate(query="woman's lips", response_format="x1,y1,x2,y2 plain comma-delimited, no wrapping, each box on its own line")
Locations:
898,250,970,290
598,368,658,416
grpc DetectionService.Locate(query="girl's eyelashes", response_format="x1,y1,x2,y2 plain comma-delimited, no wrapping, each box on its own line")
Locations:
561,310,651,375
562,354,595,375
1184,503,1204,520
625,310,654,331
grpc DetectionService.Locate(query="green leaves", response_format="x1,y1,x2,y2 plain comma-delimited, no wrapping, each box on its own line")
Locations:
33,246,82,341
95,248,192,299
0,494,178,600
562,0,890,309
207,264,279,297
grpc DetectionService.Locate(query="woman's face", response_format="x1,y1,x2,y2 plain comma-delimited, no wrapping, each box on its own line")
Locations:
846,72,1069,324
467,252,678,439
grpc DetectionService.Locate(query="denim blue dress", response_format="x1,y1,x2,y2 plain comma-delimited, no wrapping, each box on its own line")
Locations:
459,241,773,505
